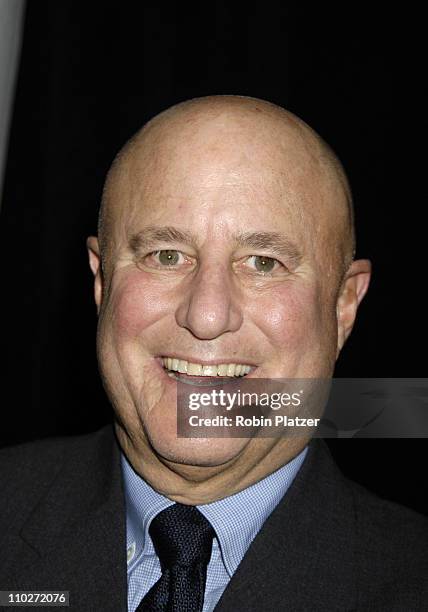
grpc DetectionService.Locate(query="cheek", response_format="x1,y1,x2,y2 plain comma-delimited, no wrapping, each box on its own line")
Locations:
107,269,172,340
249,282,331,348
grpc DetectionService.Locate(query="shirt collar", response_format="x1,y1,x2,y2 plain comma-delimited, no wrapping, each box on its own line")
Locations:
121,446,308,576
122,455,174,568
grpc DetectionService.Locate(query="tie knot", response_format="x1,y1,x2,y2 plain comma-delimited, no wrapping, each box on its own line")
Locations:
149,504,215,570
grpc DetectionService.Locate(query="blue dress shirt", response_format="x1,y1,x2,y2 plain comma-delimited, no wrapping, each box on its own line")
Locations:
122,447,308,612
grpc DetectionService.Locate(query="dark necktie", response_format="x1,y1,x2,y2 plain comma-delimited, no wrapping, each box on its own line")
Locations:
136,503,215,612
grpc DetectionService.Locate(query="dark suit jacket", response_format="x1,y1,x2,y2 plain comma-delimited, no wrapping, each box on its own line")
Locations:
1,425,427,611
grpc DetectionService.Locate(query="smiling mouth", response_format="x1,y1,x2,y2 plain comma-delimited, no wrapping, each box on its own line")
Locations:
160,356,257,385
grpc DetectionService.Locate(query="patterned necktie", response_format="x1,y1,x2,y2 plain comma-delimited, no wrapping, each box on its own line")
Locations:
136,503,215,612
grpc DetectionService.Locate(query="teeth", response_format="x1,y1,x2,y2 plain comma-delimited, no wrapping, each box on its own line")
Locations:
187,362,202,375
227,364,235,377
177,360,188,373
161,357,253,377
202,365,218,376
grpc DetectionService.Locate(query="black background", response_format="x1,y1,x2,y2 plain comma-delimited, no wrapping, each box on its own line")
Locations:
0,2,426,514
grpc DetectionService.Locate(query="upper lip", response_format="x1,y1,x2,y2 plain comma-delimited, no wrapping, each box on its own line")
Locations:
156,355,258,367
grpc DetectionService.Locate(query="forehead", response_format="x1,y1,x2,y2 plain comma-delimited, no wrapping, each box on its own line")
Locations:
121,116,332,233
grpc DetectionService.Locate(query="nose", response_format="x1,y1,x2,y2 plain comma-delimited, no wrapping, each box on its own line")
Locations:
175,262,243,340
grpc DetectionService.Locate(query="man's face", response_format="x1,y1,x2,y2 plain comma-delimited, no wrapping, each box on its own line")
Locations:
88,106,369,498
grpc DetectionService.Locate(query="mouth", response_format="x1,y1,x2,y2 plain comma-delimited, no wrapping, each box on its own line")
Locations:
157,356,258,386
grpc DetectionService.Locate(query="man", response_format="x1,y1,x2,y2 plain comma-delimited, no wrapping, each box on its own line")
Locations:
0,96,427,611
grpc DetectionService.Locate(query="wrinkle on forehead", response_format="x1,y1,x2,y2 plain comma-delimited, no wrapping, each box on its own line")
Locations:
99,96,355,284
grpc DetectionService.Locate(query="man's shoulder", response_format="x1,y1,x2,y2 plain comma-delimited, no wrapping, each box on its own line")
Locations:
0,424,115,475
331,475,427,608
314,443,428,553
0,425,117,529
0,425,127,608
346,473,428,572
349,474,428,534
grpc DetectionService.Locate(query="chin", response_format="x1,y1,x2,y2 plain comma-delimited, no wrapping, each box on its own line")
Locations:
146,432,251,468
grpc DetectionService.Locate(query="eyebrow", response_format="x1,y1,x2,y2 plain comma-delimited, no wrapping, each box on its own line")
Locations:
129,226,198,252
233,231,302,264
129,225,302,264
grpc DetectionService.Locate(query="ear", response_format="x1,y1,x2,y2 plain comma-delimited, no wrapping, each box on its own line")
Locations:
86,236,103,314
336,259,371,356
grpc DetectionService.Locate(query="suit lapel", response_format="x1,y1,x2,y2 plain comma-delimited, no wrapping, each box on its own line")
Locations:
215,440,357,611
12,426,128,611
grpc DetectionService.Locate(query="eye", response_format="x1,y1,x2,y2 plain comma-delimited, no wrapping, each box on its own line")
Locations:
246,255,280,273
144,249,188,267
157,250,181,265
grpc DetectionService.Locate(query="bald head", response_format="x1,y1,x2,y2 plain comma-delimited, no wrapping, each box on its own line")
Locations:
98,95,355,282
